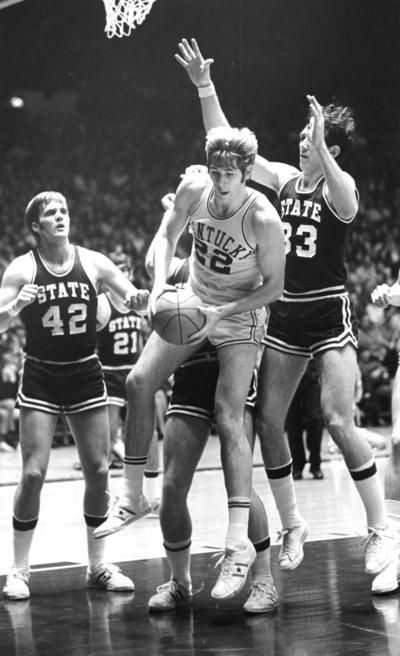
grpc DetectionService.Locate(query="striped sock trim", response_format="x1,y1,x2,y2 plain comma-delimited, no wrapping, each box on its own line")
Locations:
265,461,293,479
349,461,377,481
13,516,38,532
124,455,148,466
163,539,192,553
228,497,251,510
253,537,270,553
84,514,108,528
144,471,159,478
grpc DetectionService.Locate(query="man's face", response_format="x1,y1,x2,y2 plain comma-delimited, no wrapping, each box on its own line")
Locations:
208,162,245,198
35,197,70,239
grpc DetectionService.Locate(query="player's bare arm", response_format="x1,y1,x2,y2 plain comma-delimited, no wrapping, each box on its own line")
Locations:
175,38,229,132
83,249,149,313
176,38,295,192
150,175,204,313
252,155,299,194
307,94,358,221
0,255,38,332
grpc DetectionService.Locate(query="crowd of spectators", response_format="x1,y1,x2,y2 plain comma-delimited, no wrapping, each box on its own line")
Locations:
0,89,399,440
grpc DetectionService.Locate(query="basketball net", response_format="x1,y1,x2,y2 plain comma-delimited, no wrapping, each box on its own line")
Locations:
102,0,157,38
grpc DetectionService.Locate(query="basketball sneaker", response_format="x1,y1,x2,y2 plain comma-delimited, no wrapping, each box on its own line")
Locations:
371,554,400,595
364,526,397,575
93,493,151,539
86,564,134,591
148,579,193,611
278,519,309,570
3,567,30,600
211,539,256,600
243,578,279,614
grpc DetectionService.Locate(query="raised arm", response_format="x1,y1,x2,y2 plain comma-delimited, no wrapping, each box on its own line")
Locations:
175,38,297,192
307,95,358,221
175,38,229,132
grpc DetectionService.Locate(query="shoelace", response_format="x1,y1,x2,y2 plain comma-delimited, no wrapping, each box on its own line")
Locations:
212,549,236,580
249,581,277,601
156,580,185,601
361,527,395,554
277,529,298,559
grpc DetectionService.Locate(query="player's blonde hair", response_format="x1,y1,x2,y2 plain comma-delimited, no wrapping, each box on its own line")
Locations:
25,191,68,242
205,126,258,178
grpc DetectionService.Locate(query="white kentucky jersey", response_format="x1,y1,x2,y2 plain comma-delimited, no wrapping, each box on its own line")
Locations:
188,184,263,304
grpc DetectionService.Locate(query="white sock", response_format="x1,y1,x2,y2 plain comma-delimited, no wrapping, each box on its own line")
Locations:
226,497,250,549
12,515,38,571
121,456,147,500
268,475,303,528
87,525,106,570
144,471,161,502
350,460,388,529
252,541,273,582
164,539,192,589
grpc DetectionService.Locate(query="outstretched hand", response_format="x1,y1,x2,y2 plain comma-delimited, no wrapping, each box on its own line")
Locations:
175,38,214,88
306,95,325,149
372,282,400,308
125,289,150,314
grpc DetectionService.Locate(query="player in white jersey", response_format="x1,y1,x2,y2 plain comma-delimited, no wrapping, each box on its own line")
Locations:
175,38,396,585
0,191,148,601
95,128,285,602
371,280,400,594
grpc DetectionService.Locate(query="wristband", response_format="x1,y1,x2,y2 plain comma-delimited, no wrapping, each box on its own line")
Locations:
198,83,215,98
7,300,20,317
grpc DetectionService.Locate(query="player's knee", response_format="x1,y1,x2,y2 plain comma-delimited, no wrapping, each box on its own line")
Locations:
21,466,46,491
322,409,349,440
82,460,109,485
162,473,187,504
126,367,156,399
254,411,284,443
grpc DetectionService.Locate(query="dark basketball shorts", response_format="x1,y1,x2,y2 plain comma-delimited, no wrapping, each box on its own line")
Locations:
16,355,108,415
102,368,130,407
166,358,258,427
263,294,358,358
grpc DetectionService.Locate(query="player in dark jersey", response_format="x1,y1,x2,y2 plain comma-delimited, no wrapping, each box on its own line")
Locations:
0,191,149,600
176,38,395,583
146,242,278,614
96,251,162,508
96,251,144,468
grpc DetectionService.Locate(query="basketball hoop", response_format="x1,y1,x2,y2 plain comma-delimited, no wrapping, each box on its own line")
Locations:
102,0,157,38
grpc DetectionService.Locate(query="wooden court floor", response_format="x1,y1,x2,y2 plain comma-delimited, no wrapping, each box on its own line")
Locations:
0,429,399,655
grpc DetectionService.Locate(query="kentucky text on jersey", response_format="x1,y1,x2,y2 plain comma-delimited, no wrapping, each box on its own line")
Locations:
108,315,142,332
281,198,322,222
193,222,255,260
37,282,91,304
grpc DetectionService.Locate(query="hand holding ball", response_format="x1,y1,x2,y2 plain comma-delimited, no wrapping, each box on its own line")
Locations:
152,286,206,344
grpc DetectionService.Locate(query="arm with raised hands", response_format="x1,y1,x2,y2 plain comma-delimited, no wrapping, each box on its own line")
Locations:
175,38,229,132
307,95,358,221
175,38,297,192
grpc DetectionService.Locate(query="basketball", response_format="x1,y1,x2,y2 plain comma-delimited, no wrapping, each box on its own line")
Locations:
152,286,206,345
